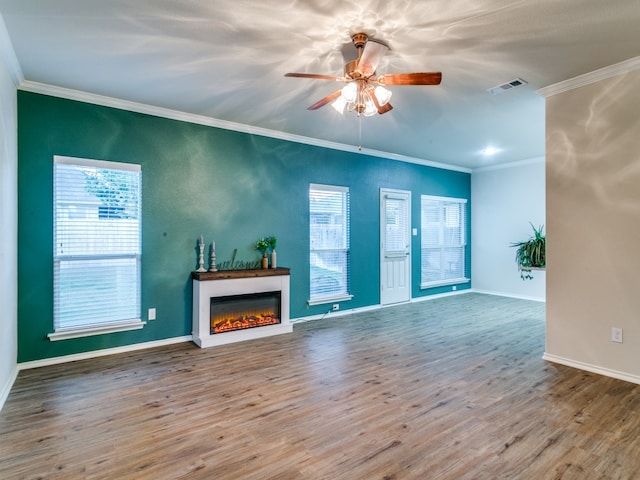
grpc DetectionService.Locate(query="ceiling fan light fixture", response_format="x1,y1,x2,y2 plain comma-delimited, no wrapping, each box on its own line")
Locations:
373,86,392,106
364,104,377,117
363,93,377,117
285,32,441,120
341,82,358,103
331,96,347,114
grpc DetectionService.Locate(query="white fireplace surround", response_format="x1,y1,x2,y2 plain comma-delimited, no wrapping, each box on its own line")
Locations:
192,269,292,348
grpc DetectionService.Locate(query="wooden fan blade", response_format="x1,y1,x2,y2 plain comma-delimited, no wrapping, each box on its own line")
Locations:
373,101,393,115
368,88,394,115
307,90,342,110
285,72,344,82
379,102,393,114
357,40,389,77
376,72,442,86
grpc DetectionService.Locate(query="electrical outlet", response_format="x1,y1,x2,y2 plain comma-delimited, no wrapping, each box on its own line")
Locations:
148,308,156,321
332,304,339,311
611,327,623,343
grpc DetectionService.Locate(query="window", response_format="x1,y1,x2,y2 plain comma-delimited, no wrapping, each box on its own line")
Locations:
420,195,469,288
50,156,143,340
309,184,352,305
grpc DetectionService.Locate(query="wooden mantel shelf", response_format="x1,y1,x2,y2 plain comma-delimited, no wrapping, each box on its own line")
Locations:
192,267,290,281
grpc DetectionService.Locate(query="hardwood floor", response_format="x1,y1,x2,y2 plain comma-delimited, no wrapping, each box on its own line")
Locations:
2,293,640,479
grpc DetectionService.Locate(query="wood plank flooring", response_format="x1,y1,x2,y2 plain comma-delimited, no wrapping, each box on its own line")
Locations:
2,293,640,479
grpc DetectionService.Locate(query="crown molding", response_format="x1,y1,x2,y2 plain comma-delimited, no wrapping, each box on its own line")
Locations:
537,56,640,98
18,80,471,174
0,12,23,86
472,155,544,173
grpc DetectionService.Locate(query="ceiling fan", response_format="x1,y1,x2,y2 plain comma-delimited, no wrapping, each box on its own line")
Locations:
285,33,442,116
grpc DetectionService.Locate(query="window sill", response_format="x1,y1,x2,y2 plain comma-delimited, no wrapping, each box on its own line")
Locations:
48,319,146,341
420,278,470,290
307,294,353,306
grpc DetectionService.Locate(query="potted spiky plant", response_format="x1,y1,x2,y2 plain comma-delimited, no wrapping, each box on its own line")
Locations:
511,223,545,280
255,238,269,269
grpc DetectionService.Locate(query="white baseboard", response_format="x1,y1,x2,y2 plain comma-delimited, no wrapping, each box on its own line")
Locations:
472,288,546,303
291,290,473,324
411,289,472,302
0,366,19,413
17,335,193,371
543,353,640,385
291,304,381,323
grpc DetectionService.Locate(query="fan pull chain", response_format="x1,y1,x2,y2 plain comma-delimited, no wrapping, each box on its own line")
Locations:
358,112,362,151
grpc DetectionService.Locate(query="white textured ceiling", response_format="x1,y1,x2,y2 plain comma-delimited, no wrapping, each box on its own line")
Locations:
1,0,640,169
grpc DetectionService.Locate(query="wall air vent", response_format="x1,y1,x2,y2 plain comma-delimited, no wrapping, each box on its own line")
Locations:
487,78,528,95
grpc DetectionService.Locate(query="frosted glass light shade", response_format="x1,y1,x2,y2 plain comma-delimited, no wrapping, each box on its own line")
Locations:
341,82,357,102
374,86,392,106
331,96,347,114
364,99,377,116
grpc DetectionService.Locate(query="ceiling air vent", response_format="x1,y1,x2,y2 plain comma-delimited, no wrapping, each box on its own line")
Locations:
487,77,528,95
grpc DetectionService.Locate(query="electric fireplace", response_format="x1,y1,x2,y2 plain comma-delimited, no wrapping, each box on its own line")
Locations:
192,268,291,348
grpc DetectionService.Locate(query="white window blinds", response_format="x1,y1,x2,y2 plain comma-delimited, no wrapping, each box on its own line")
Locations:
52,156,142,339
420,195,468,288
309,184,351,304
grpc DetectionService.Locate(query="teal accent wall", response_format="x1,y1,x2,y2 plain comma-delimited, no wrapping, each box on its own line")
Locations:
17,91,470,362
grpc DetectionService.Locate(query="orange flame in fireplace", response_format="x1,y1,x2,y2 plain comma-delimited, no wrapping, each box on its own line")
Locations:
211,310,280,334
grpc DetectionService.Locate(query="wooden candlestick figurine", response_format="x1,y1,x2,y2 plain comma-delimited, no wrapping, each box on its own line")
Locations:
196,235,207,272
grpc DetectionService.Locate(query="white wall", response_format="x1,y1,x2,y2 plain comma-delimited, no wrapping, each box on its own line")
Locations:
0,14,19,410
545,67,640,383
471,158,546,301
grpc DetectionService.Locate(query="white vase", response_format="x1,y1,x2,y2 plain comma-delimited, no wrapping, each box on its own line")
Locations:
270,249,277,269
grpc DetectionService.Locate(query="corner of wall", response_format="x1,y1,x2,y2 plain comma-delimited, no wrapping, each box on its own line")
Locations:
0,18,19,412
0,366,18,412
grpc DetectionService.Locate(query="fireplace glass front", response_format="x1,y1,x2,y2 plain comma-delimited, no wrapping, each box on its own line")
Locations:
210,290,281,334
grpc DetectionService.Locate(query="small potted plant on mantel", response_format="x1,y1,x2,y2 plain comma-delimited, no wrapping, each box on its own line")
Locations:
511,223,546,280
255,238,269,269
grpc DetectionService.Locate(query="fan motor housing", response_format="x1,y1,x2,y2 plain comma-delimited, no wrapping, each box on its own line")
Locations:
351,32,368,48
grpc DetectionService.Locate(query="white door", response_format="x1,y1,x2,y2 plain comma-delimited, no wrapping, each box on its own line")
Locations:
380,189,411,305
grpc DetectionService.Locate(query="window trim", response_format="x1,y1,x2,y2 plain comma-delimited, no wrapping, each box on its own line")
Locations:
307,294,354,307
48,319,145,341
308,183,352,305
420,194,470,290
49,155,144,341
